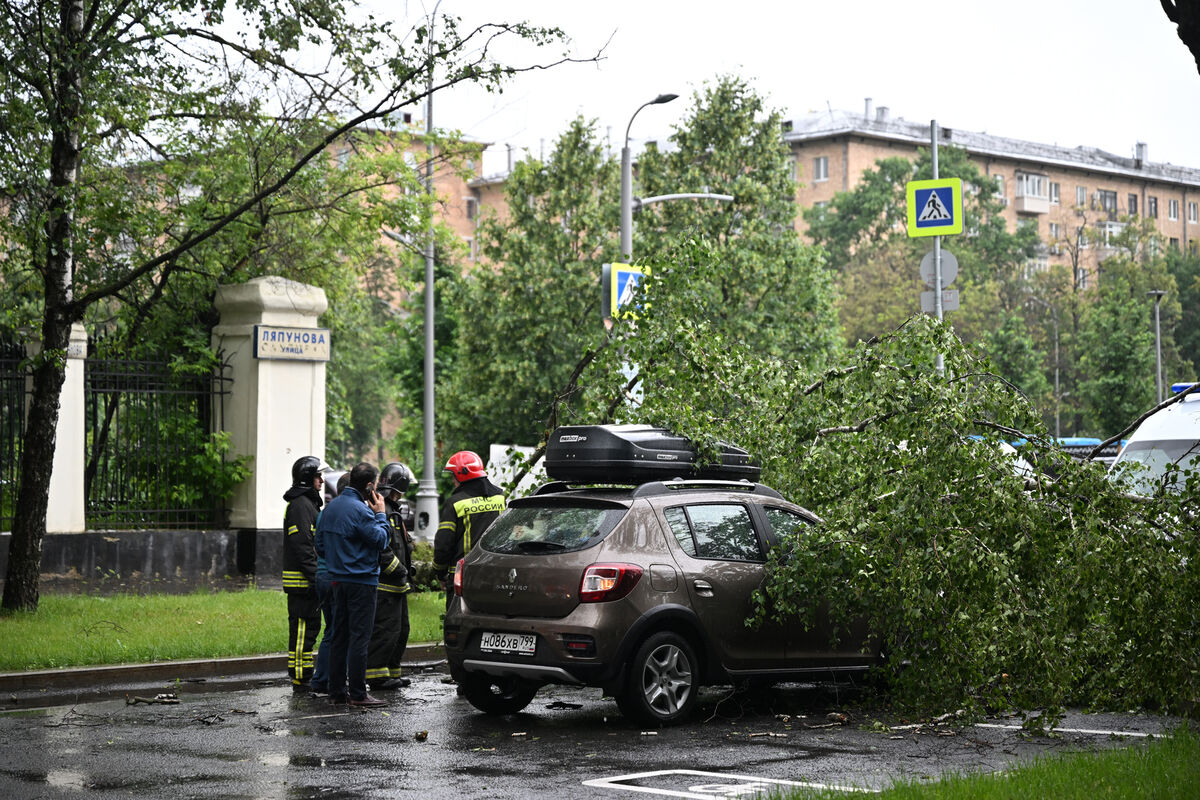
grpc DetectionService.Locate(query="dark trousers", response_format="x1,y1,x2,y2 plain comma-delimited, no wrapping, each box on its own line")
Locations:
287,589,321,686
309,572,334,690
328,581,377,701
366,591,409,682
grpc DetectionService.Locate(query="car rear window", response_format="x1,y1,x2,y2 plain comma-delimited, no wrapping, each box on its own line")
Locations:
480,503,627,555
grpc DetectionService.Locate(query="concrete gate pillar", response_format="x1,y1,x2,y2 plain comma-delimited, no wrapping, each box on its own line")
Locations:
212,277,329,533
27,323,88,533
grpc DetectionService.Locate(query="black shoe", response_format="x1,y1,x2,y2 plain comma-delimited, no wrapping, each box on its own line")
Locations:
308,683,329,698
372,677,408,690
328,694,349,705
395,677,411,688
292,682,311,694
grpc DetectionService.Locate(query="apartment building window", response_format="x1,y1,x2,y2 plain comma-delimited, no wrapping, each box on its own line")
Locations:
465,237,477,261
1148,196,1158,218
1076,267,1089,290
1097,190,1117,213
1170,237,1180,250
1049,182,1060,205
1190,201,1199,223
1169,199,1179,221
785,155,797,181
1016,173,1047,199
464,196,478,222
994,174,1005,198
1076,186,1087,206
1128,194,1138,216
1049,221,1061,240
813,156,829,182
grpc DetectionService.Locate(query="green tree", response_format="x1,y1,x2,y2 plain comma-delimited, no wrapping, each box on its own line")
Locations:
635,76,840,365
1165,247,1200,381
598,239,1198,714
0,1,584,611
440,117,618,452
805,146,1041,348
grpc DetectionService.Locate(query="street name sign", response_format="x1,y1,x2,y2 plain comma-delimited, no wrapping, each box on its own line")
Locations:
907,178,963,237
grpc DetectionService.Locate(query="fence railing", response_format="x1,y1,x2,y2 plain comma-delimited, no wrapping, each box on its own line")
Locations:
0,332,28,533
84,355,233,529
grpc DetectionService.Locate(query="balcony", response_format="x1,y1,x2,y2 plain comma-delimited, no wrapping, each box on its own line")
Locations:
1014,194,1049,214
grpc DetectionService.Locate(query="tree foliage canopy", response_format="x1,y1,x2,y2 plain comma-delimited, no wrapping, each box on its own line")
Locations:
0,0,587,610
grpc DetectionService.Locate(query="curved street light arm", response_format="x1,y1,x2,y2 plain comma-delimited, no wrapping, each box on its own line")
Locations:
633,192,734,210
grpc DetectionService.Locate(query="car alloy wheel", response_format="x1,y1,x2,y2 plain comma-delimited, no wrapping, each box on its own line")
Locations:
618,631,697,725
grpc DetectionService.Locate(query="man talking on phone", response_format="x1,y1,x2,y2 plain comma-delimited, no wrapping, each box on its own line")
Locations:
315,462,391,708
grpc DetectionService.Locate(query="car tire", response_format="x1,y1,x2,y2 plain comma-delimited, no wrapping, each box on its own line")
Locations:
616,631,698,725
459,673,538,715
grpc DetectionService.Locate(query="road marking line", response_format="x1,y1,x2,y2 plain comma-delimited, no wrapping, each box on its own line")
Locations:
582,768,878,797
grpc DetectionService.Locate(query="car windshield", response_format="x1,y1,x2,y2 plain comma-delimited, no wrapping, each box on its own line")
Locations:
480,503,627,554
1111,438,1200,494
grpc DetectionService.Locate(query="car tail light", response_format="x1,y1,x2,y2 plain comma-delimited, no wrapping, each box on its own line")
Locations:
579,563,643,603
453,558,464,596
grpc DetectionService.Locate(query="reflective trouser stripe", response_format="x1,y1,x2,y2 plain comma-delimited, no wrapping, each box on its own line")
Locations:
365,667,390,680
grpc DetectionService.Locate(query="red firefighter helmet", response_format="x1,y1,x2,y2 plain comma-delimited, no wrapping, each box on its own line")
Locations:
444,450,486,483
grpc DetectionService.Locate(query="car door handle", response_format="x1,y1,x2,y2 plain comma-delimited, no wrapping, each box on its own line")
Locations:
692,579,714,596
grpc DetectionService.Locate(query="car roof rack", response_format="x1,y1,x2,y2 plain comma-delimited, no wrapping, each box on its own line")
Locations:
631,478,783,500
527,478,784,500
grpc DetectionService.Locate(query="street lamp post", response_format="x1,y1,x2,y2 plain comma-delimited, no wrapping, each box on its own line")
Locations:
621,94,678,263
1148,289,1166,404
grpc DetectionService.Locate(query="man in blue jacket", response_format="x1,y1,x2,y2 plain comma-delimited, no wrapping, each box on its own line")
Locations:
315,462,391,708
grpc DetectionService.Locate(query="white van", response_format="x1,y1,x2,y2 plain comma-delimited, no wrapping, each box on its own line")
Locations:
1110,383,1200,494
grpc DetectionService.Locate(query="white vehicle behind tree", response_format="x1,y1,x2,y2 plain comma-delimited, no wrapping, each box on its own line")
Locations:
1110,383,1200,495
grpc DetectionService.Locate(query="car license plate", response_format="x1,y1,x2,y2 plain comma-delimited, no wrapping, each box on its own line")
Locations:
479,631,536,656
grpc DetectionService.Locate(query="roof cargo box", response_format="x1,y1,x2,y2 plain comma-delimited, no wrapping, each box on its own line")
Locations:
545,424,761,484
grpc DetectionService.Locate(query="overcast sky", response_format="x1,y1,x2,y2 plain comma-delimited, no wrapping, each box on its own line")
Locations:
382,0,1200,177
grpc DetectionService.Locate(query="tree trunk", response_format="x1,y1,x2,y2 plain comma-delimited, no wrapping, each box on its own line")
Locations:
1,0,85,612
2,327,69,612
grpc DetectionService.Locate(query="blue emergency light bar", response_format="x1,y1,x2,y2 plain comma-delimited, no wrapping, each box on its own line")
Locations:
1171,382,1198,394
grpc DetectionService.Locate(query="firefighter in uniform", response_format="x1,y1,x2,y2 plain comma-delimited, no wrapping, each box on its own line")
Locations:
365,462,414,690
433,451,507,609
282,455,326,692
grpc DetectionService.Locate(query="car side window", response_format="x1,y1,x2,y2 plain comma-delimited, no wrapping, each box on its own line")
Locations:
763,507,810,541
665,504,763,562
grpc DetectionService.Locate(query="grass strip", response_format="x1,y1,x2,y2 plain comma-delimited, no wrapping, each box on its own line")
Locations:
782,727,1200,799
0,588,447,672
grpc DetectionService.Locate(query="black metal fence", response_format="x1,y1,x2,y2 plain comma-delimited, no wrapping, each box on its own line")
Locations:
84,353,233,529
0,331,29,533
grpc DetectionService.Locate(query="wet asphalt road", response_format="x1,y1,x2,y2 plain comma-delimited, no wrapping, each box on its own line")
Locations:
0,661,1185,800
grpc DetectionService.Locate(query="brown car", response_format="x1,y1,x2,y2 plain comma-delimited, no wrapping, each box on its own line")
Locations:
443,425,877,725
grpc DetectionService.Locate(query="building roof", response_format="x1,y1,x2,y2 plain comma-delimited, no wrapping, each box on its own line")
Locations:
782,109,1200,189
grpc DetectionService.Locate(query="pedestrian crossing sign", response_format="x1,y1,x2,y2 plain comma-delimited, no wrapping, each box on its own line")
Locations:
906,178,963,237
609,263,649,320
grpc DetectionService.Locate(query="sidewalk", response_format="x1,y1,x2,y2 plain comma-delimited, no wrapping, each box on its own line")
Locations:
0,641,445,706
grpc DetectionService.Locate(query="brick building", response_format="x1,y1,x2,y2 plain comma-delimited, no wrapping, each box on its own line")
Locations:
782,102,1200,284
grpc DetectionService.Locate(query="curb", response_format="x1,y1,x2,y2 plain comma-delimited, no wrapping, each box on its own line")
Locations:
0,642,444,693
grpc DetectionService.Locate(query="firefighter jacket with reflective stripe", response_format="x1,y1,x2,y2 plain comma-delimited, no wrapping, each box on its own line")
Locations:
433,477,506,578
282,485,322,593
377,503,412,595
